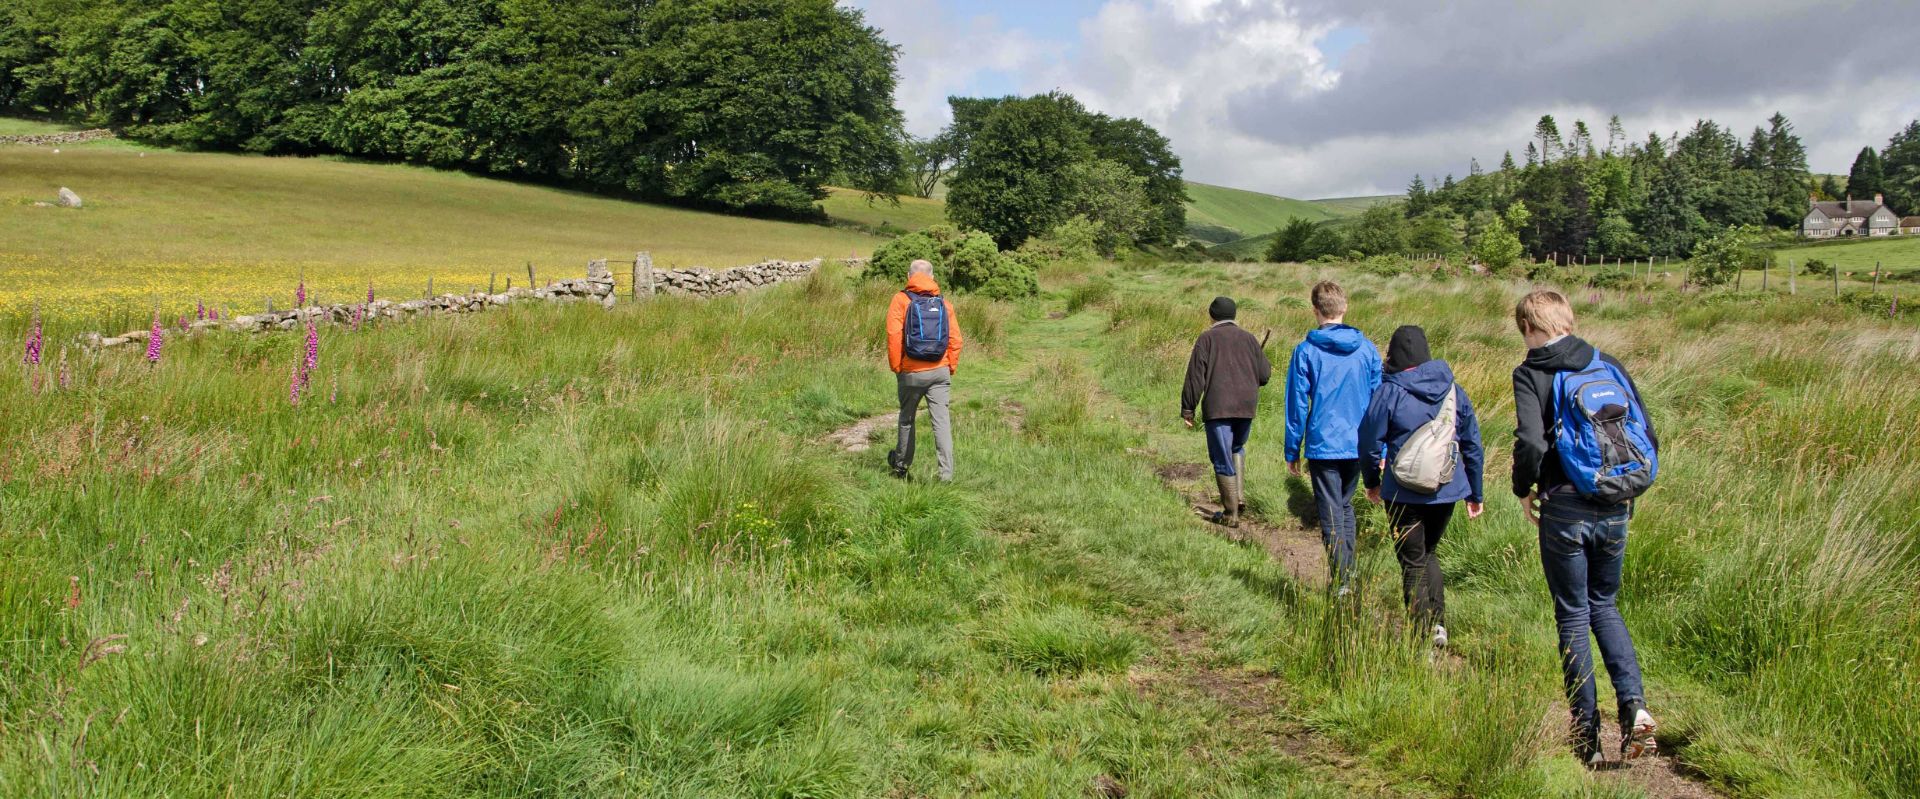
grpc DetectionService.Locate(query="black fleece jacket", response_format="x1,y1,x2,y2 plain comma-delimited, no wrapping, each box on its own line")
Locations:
1510,336,1660,499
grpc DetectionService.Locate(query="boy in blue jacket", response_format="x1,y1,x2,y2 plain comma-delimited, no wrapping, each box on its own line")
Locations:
1359,326,1484,650
1284,280,1382,592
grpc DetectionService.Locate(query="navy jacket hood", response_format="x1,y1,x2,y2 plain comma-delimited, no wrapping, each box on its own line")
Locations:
1387,360,1456,403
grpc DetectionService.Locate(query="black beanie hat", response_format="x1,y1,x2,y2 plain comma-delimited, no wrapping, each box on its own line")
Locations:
1208,296,1237,321
1385,325,1432,373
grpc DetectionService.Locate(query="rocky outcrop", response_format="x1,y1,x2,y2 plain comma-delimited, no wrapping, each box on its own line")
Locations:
0,129,115,146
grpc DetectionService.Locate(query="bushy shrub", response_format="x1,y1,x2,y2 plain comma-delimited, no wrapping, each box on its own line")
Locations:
1356,254,1413,277
868,225,1038,299
1588,269,1638,289
1042,216,1102,262
1802,258,1833,277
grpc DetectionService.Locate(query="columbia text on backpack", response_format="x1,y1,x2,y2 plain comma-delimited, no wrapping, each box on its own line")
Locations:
901,291,950,363
1552,351,1658,503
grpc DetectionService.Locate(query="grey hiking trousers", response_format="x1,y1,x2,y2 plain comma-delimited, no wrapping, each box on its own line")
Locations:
895,367,954,481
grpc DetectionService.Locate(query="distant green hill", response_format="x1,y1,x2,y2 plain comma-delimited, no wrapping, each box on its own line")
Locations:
1307,195,1401,216
1183,182,1341,244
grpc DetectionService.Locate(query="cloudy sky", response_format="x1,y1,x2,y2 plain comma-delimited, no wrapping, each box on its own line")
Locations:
846,0,1920,199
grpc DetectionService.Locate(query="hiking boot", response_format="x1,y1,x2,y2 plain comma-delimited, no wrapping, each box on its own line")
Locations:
885,449,908,479
1431,624,1448,649
1620,701,1657,761
1573,727,1605,767
1233,453,1248,516
1212,474,1240,528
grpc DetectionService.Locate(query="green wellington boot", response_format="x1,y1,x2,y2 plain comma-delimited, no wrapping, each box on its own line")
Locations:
1213,473,1241,528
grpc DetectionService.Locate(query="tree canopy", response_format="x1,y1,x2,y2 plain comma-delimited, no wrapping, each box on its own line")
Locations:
0,0,905,219
941,92,1184,250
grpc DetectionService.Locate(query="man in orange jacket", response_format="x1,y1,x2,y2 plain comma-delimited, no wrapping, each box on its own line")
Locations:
886,260,964,481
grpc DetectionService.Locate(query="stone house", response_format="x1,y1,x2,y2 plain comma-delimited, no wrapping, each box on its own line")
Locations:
1802,194,1901,238
1903,216,1920,235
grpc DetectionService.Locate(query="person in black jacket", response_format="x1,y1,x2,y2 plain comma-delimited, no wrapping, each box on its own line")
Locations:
1181,296,1273,528
1511,289,1660,766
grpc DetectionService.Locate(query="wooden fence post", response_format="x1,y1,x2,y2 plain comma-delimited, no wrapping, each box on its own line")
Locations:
426,276,434,298
1834,259,1841,298
1761,257,1768,292
527,262,536,287
1873,261,1882,294
489,273,496,294
1789,259,1796,295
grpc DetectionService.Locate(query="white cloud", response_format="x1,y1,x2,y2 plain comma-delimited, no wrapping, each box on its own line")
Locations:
860,0,1920,198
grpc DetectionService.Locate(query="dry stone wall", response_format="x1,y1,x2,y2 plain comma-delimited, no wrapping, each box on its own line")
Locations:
0,129,115,146
79,255,838,351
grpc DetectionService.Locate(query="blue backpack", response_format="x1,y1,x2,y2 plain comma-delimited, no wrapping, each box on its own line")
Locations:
901,291,949,362
1552,351,1658,504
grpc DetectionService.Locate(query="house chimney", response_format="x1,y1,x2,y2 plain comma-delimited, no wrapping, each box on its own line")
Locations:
1875,193,1885,206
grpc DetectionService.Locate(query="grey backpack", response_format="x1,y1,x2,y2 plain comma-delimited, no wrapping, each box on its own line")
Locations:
1390,385,1460,494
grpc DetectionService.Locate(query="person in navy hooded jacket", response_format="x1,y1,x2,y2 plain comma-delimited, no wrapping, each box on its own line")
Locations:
1359,326,1484,650
1284,280,1383,592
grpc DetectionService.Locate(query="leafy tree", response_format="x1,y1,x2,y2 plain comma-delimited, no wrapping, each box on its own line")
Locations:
1763,113,1810,225
1266,218,1318,263
1348,202,1410,256
1687,225,1761,287
1405,175,1431,216
1818,174,1844,201
1405,212,1464,255
1593,213,1647,258
1063,158,1151,256
1085,114,1187,244
906,132,959,198
1534,115,1562,162
945,93,1093,249
1473,202,1528,272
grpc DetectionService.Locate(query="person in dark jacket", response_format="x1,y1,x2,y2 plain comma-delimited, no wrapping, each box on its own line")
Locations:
1511,289,1661,766
1181,296,1273,528
1284,281,1382,591
1359,326,1484,650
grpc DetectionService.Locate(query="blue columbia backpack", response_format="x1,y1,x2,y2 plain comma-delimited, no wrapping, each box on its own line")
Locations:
1552,351,1658,504
901,291,949,362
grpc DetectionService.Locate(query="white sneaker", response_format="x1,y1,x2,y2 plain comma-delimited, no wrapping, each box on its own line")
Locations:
1431,624,1449,649
1621,706,1658,760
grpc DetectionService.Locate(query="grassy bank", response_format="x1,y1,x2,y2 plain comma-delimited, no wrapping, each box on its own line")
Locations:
3,259,1914,796
1,134,885,326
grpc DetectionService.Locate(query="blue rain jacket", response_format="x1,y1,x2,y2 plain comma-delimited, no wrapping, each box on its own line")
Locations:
1283,324,1382,461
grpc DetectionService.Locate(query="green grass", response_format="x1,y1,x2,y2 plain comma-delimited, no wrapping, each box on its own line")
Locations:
5,213,1916,794
0,138,888,323
817,187,947,235
1183,181,1344,243
1771,235,1920,274
0,117,87,137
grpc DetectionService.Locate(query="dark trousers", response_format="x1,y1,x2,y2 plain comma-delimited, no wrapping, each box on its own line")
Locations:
1308,459,1361,587
1539,495,1646,742
1204,418,1252,475
1385,500,1453,627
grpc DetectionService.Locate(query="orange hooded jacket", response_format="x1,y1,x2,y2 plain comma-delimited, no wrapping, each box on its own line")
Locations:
887,272,963,375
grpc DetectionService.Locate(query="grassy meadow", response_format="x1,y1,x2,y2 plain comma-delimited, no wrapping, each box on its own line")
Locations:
3,251,1916,797
0,131,887,328
1770,236,1920,277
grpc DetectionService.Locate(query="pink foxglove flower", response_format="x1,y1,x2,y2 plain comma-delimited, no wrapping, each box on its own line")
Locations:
290,358,303,405
352,303,365,332
178,314,191,333
301,318,319,386
57,348,70,390
367,280,375,304
146,312,164,363
22,311,41,367
196,301,207,321
296,281,307,308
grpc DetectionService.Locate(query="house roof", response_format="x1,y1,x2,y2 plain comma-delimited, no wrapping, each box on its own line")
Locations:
1904,216,1920,226
1809,199,1890,218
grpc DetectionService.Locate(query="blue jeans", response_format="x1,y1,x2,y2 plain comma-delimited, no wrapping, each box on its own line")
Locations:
1205,418,1252,475
1309,459,1361,587
1539,495,1646,742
